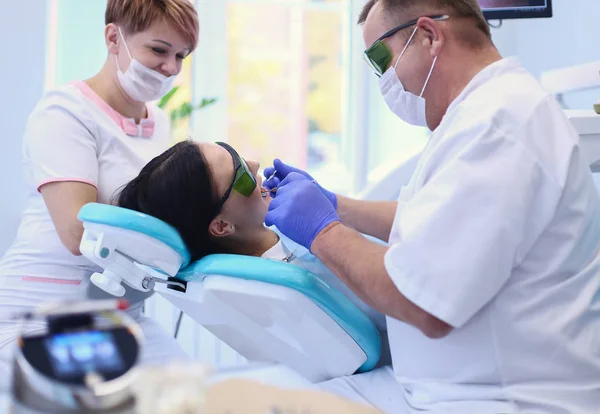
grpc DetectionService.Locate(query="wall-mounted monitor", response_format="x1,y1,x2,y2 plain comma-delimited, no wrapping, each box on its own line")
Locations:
479,0,553,20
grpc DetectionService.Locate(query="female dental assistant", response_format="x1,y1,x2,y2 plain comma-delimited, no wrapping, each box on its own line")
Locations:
0,0,199,386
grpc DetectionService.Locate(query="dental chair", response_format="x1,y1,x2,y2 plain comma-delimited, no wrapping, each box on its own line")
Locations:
77,203,381,384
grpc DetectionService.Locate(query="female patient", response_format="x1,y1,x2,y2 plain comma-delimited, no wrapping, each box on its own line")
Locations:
115,140,386,331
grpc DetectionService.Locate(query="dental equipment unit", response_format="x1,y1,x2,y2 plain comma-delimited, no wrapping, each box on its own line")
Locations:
10,300,141,413
542,62,600,171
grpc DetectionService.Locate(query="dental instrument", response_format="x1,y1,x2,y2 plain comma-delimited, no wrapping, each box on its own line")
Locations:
266,169,278,182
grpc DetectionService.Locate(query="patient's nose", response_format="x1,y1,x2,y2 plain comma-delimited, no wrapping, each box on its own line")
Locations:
247,160,260,175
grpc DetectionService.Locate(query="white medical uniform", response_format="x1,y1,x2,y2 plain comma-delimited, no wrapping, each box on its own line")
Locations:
263,229,404,414
382,57,600,413
0,81,186,389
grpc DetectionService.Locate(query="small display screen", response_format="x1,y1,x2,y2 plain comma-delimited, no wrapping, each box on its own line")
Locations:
45,330,125,379
480,0,547,10
479,0,552,20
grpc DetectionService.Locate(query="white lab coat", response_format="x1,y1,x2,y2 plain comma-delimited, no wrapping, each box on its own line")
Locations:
383,57,600,413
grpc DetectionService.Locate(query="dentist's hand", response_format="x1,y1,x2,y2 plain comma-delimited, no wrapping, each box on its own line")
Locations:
264,159,338,209
265,173,340,251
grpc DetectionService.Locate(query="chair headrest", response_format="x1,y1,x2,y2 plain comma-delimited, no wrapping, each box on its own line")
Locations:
78,203,192,268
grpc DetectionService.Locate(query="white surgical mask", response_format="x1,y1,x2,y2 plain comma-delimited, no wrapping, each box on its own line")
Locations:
115,27,176,102
378,26,437,128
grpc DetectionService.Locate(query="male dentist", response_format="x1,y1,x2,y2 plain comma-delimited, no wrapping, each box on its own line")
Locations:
264,1,600,413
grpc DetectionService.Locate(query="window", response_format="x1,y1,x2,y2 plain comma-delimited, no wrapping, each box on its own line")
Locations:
46,0,107,88
365,79,429,193
192,0,368,195
227,1,346,173
160,58,195,143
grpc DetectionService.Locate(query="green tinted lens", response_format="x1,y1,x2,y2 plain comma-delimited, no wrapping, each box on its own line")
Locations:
364,40,392,76
232,158,257,197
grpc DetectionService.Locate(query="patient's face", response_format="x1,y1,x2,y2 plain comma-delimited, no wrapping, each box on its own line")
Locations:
199,142,271,230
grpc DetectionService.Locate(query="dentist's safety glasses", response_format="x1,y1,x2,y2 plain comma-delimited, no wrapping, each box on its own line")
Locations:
362,15,449,77
216,142,258,205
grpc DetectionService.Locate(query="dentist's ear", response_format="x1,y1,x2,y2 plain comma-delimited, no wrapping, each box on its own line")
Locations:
417,17,445,57
209,218,236,238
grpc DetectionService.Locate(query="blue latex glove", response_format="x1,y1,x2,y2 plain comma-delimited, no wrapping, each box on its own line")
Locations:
264,159,338,210
265,173,340,251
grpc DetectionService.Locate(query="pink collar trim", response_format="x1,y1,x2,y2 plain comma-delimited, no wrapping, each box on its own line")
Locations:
73,80,155,138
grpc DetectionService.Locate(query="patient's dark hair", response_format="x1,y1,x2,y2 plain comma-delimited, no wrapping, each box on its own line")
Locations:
115,140,221,262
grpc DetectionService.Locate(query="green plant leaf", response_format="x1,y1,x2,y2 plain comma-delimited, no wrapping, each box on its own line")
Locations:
197,98,217,110
168,96,218,123
158,86,180,109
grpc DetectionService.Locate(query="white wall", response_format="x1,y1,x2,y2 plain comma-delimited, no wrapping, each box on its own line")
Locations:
51,0,107,87
0,2,47,255
490,0,600,109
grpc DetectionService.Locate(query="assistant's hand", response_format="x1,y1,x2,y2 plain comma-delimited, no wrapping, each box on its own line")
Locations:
265,173,340,251
263,159,338,209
